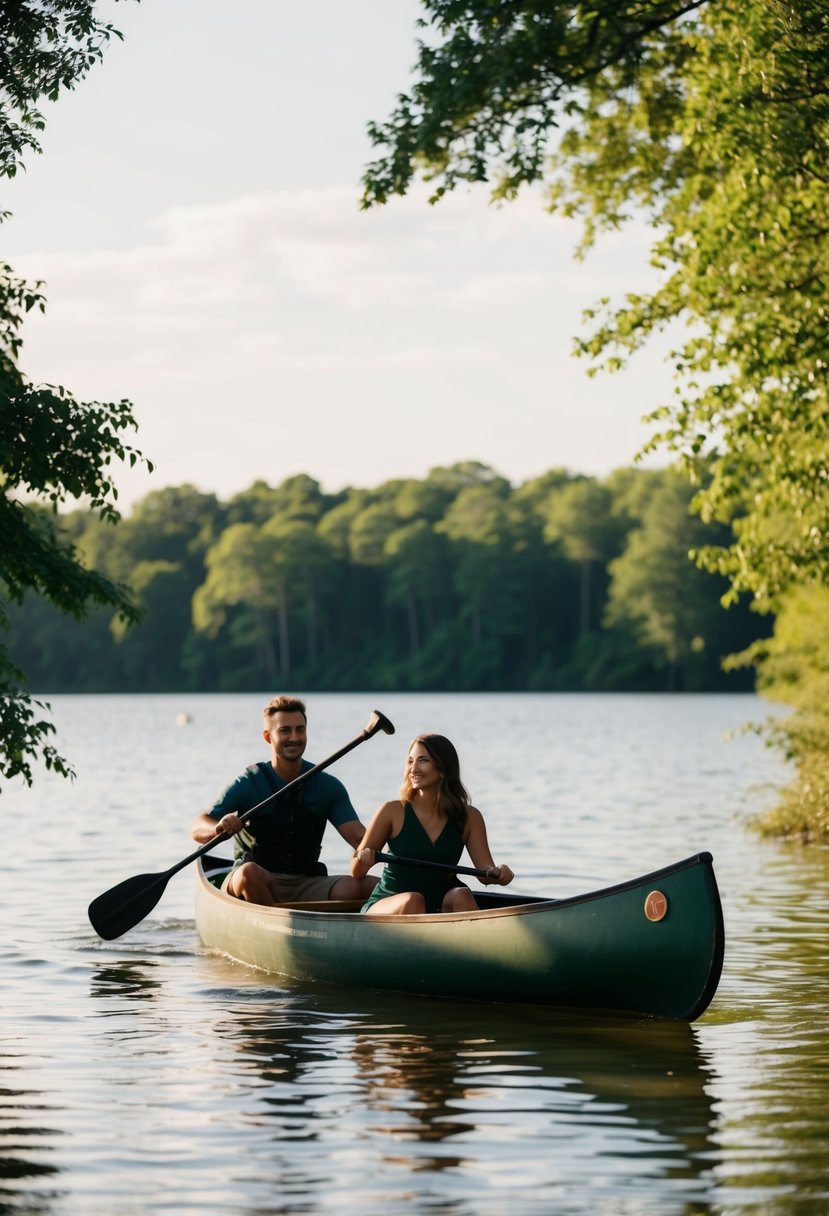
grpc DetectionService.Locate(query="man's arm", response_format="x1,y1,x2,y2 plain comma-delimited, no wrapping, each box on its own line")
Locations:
335,819,366,850
192,812,222,843
192,771,252,843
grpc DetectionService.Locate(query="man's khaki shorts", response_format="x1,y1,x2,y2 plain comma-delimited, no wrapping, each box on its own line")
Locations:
222,864,342,902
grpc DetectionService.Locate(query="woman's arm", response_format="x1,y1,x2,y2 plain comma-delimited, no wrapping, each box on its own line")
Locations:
350,801,403,878
464,806,514,886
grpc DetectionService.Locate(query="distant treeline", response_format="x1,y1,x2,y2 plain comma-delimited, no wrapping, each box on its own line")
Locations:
9,462,770,694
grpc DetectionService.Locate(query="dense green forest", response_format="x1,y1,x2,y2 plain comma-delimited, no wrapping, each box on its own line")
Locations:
8,462,767,696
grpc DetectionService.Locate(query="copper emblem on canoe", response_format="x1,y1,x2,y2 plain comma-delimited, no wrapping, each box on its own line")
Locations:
644,890,668,922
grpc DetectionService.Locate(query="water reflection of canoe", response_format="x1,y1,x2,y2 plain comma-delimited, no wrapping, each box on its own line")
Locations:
196,851,724,1021
201,966,718,1178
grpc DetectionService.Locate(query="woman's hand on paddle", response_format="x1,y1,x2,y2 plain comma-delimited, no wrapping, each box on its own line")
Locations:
464,806,513,886
351,846,376,878
482,864,513,886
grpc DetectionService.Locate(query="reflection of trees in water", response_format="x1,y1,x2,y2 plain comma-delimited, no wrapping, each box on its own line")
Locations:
0,1077,63,1215
702,848,829,1207
0,959,168,1216
88,960,163,1006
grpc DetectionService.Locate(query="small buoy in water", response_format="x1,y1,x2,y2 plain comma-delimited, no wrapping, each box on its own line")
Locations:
176,712,192,726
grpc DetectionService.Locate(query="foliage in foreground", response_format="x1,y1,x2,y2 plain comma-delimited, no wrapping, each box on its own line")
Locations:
0,0,147,791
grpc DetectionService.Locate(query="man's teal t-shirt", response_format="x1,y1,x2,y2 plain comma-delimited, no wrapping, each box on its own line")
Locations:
208,759,358,872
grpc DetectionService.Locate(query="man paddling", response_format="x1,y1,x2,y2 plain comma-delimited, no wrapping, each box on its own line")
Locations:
191,696,376,905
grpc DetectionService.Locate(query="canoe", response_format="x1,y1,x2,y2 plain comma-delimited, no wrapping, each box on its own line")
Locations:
195,851,724,1021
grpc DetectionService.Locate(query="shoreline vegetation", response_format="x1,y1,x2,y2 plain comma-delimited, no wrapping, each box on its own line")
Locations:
8,464,766,698
750,614,829,845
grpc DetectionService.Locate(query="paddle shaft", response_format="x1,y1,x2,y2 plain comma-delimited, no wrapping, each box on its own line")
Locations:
375,849,491,880
88,709,395,939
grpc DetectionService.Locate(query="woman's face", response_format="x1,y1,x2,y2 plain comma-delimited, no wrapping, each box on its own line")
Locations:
407,744,441,794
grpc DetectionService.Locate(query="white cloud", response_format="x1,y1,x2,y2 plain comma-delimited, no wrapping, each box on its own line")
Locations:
15,184,615,326
12,182,672,506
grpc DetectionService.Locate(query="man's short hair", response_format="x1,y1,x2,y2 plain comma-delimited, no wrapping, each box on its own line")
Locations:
262,695,307,722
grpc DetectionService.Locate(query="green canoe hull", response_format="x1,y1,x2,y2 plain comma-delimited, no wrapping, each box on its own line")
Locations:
195,852,724,1021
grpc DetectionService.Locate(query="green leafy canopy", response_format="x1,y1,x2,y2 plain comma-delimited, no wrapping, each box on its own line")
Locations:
362,0,829,609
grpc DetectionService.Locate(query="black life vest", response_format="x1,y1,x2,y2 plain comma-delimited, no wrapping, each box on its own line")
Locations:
237,763,328,875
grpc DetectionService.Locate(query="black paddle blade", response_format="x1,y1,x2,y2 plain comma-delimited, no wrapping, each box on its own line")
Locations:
88,870,171,941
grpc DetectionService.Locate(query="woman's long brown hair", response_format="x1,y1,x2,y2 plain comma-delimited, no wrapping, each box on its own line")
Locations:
400,734,471,827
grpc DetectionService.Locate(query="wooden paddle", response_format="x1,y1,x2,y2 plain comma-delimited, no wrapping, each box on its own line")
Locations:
88,709,396,941
375,850,492,880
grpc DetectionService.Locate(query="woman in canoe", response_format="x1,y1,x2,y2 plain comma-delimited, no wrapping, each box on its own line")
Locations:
351,733,514,915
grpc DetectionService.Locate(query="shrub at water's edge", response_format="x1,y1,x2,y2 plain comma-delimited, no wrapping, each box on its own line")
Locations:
732,587,829,844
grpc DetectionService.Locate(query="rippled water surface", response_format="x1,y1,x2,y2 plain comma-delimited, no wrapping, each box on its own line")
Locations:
3,693,828,1214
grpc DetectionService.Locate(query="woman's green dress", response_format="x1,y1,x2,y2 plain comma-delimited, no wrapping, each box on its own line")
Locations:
361,803,466,914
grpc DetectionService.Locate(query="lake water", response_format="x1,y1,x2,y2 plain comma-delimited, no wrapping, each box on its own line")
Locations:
3,692,828,1214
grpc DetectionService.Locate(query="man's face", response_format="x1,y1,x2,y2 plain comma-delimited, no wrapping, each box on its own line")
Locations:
264,711,307,764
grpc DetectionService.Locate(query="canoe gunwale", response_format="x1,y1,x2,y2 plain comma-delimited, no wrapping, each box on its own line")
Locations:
199,850,716,924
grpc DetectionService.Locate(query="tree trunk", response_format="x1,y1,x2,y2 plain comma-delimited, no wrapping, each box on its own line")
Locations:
579,560,592,635
256,607,279,684
277,595,291,683
306,586,318,667
407,591,420,658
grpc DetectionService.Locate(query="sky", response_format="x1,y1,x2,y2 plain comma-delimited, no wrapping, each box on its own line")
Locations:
4,0,675,512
